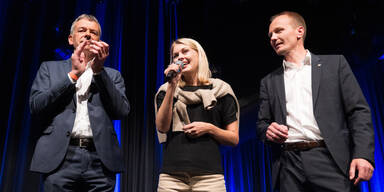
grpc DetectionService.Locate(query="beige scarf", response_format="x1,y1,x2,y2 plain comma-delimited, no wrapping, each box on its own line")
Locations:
154,78,240,143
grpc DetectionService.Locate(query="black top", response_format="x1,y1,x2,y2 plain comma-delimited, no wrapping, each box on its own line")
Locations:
156,85,238,175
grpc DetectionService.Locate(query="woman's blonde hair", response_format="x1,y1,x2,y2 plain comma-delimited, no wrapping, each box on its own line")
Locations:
170,38,211,87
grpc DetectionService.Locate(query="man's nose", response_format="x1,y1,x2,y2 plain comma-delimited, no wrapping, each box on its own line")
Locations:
270,33,277,41
84,30,91,39
270,34,278,45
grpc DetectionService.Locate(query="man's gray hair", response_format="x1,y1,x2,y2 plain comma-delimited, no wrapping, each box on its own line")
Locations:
70,14,101,36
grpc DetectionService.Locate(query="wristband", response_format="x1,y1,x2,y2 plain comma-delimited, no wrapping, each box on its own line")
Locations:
69,72,78,81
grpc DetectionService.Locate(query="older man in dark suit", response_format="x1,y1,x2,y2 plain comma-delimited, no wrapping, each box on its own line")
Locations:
29,14,129,191
257,11,374,192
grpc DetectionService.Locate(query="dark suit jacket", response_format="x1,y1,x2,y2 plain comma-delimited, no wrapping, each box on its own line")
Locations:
257,53,374,189
29,59,130,173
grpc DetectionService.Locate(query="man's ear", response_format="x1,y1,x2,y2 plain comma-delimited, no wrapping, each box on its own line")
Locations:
68,34,74,45
297,26,305,39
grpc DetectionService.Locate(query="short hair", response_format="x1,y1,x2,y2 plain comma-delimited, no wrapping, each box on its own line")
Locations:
170,38,211,87
70,14,101,37
270,11,307,41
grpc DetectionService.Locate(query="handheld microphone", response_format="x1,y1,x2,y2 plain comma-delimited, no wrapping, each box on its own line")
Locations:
165,60,184,82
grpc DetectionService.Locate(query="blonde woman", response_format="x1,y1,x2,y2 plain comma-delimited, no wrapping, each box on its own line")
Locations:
154,38,240,192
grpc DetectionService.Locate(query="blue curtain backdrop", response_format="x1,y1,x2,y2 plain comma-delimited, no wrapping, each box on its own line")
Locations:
351,57,384,192
0,0,383,192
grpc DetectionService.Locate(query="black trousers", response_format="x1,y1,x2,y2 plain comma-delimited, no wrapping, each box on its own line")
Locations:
280,147,360,192
43,145,116,192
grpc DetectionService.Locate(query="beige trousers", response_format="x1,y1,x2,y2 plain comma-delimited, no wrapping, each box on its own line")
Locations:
157,173,226,192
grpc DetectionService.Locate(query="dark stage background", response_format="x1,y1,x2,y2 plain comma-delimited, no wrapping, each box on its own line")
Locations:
1,0,383,191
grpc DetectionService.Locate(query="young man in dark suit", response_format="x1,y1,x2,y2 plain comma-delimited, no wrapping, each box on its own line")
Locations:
257,11,374,192
29,14,130,191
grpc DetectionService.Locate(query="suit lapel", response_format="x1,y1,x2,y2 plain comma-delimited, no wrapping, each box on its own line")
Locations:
311,53,322,109
274,67,287,122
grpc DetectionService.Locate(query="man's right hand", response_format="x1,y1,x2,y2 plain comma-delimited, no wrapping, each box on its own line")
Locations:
266,122,288,143
70,40,89,77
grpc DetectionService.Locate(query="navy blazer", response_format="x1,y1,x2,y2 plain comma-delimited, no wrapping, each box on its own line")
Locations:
257,53,374,189
29,59,130,173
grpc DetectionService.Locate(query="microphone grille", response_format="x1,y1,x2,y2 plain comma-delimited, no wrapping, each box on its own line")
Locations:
175,60,184,66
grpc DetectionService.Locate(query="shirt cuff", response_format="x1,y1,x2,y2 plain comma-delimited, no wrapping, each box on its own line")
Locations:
68,73,76,84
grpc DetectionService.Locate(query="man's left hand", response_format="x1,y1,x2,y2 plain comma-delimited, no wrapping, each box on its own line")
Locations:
88,40,109,73
349,158,374,185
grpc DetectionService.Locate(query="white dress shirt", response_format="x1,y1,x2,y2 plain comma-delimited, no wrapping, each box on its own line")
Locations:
68,60,94,138
283,50,323,142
